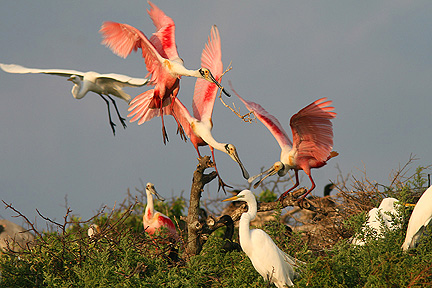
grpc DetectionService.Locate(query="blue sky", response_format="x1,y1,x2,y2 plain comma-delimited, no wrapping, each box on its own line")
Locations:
1,1,431,226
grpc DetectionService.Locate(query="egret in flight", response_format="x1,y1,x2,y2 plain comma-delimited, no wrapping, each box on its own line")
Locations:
0,63,150,135
223,190,303,287
231,85,337,201
100,1,230,144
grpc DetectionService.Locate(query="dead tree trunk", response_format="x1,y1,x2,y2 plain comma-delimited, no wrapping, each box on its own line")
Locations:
186,156,217,255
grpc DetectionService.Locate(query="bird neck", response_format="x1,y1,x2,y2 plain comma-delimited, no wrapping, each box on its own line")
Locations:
238,212,254,254
191,120,226,152
145,190,154,218
71,80,86,99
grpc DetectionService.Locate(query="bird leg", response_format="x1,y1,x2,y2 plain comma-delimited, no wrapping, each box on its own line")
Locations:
98,94,116,136
211,148,232,193
278,170,300,202
159,99,169,145
106,95,127,129
170,107,187,142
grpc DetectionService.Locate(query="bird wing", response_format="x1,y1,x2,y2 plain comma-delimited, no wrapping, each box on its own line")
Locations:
147,1,179,60
192,25,223,121
231,86,292,149
170,97,193,139
96,73,150,87
290,98,336,163
100,21,166,84
0,63,84,78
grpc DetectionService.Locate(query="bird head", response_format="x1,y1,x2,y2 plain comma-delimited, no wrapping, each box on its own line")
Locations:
222,189,254,203
198,68,231,97
248,161,285,189
224,144,250,179
67,75,80,85
145,182,165,201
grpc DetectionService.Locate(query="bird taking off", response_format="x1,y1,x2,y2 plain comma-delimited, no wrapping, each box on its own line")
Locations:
100,1,230,144
0,63,150,135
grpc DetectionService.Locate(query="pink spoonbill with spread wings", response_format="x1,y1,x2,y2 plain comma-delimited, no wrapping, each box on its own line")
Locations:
100,1,230,144
231,85,338,201
169,26,249,190
144,182,178,237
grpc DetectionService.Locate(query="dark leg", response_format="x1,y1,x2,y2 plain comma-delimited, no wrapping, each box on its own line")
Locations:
170,108,187,142
278,170,300,201
211,147,232,193
98,94,116,136
160,100,169,145
107,95,127,129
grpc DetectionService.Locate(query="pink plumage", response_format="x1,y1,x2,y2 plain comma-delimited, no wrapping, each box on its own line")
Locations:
231,85,337,200
100,1,226,144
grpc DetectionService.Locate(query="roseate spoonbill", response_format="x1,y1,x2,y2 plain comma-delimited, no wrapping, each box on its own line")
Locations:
223,190,303,287
0,63,150,135
144,182,178,237
402,185,432,251
231,85,338,201
100,1,230,144
351,198,402,246
128,26,249,190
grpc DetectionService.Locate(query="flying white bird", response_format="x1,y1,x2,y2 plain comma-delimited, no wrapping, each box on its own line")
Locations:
402,185,432,251
0,63,150,135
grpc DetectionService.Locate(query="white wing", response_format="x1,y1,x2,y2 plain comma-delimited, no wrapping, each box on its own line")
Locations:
0,63,84,78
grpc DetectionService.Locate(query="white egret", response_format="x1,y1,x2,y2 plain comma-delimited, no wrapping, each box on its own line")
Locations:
402,185,432,251
0,63,150,135
351,198,402,246
223,190,303,287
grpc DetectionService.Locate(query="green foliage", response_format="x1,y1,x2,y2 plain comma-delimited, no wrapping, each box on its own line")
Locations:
257,189,278,202
1,165,432,287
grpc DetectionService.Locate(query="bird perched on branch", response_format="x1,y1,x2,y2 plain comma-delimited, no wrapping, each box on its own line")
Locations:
100,1,230,144
223,190,303,287
231,84,337,202
0,63,150,135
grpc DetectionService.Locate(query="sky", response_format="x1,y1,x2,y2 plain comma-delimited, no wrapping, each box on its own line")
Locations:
1,1,431,228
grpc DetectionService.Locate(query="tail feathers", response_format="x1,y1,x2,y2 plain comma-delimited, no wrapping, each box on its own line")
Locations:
328,151,339,160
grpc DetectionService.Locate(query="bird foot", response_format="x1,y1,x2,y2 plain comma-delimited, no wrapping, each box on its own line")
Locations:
109,121,117,136
176,124,187,142
119,117,127,129
162,126,169,145
296,197,312,209
217,175,233,194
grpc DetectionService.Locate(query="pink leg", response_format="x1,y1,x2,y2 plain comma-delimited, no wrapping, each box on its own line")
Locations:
299,173,316,200
160,98,169,144
211,147,232,192
278,170,300,201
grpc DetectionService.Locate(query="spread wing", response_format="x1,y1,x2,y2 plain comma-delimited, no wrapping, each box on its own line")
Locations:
290,98,336,162
0,63,83,78
192,25,223,121
147,1,179,60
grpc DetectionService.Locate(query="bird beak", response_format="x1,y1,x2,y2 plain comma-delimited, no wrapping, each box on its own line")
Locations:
404,203,416,207
248,165,280,189
207,72,231,97
67,77,73,82
222,195,239,202
149,186,165,201
228,149,250,179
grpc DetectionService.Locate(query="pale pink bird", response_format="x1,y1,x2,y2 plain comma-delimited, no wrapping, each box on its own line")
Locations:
99,1,230,144
169,26,249,190
143,182,178,237
231,85,338,201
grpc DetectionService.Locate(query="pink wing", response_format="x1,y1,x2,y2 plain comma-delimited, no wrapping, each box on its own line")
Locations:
147,1,179,60
192,26,223,121
231,85,292,149
100,21,165,83
290,98,336,162
128,89,171,125
169,97,193,139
